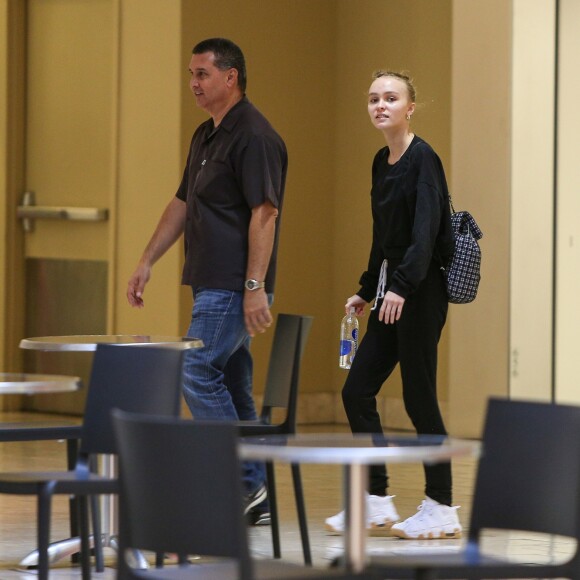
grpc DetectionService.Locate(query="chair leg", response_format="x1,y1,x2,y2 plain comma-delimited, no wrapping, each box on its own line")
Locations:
90,494,105,572
291,462,312,565
116,496,132,579
79,495,92,579
265,461,281,559
38,484,55,580
67,439,81,565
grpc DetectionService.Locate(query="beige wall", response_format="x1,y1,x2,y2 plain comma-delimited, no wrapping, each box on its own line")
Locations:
179,0,337,402
510,0,555,401
556,0,580,403
333,0,452,428
448,1,512,435
0,0,26,402
0,0,494,429
177,0,453,426
0,2,8,373
2,0,561,435
114,1,184,336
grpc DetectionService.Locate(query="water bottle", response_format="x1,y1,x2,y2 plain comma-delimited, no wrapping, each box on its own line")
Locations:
339,308,359,369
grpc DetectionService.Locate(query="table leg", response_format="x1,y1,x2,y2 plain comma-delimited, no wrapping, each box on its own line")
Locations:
344,463,369,573
101,456,149,569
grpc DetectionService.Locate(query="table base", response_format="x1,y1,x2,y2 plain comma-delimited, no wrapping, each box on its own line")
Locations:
18,534,148,570
18,456,148,571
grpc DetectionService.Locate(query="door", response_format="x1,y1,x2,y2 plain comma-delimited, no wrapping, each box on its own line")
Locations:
17,0,117,413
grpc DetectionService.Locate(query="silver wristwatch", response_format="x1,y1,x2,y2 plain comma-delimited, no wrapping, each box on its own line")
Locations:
244,279,265,291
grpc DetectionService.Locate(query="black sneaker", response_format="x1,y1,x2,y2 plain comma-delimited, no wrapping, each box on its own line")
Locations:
244,483,267,515
248,510,271,526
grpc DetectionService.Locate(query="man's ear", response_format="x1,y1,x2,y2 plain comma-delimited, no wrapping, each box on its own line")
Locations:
226,68,238,87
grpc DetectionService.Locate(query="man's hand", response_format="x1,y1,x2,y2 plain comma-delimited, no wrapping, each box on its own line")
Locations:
127,263,151,308
126,198,186,309
243,290,272,337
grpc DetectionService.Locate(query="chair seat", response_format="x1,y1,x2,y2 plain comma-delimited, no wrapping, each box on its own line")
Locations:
363,399,580,580
0,470,118,495
129,558,346,579
0,345,188,580
238,422,288,436
114,413,333,580
368,550,573,579
0,422,81,442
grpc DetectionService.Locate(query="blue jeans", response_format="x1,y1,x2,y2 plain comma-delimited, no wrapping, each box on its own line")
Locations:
183,287,266,495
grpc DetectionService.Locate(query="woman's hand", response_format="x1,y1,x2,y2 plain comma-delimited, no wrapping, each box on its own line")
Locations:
379,290,405,324
345,295,368,316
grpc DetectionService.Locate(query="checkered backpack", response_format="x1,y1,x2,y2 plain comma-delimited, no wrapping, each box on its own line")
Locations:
442,199,483,304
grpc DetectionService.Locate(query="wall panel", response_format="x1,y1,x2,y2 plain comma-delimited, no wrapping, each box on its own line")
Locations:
555,0,580,403
449,1,512,437
509,0,555,401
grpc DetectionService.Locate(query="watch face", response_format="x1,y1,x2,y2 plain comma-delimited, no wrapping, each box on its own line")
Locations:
245,279,263,291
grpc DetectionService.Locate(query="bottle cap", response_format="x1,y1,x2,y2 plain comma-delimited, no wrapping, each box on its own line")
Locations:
349,307,356,314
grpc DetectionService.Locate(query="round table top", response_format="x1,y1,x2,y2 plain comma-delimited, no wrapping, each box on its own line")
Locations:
239,433,480,465
19,334,204,352
0,373,82,394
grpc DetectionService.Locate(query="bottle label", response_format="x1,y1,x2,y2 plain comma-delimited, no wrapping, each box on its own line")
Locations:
340,339,352,356
351,328,358,342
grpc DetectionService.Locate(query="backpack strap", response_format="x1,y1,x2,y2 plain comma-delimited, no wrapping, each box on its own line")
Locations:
449,193,456,214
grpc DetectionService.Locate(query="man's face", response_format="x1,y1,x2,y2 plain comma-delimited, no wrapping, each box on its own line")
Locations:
188,52,232,114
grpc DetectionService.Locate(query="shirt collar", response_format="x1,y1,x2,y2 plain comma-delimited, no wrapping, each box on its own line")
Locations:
217,95,249,133
202,96,249,141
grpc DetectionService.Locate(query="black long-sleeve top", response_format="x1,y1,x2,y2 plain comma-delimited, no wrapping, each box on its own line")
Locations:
358,135,454,301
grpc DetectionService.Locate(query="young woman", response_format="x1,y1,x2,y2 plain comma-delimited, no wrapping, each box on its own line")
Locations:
325,71,459,539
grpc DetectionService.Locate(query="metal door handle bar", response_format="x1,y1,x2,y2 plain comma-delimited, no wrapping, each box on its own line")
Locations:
17,206,108,221
17,191,108,232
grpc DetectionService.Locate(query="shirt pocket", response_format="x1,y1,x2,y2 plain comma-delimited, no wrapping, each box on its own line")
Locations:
193,159,240,207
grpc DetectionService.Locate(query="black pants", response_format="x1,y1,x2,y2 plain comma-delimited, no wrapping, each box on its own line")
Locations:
342,260,452,505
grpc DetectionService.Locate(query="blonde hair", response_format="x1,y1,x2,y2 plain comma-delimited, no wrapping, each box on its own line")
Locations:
372,70,416,103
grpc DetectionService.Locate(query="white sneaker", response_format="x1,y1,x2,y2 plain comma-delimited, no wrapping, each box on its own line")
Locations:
391,497,462,539
325,494,400,537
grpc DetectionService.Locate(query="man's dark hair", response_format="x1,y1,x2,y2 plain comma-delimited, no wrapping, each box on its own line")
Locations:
192,38,247,92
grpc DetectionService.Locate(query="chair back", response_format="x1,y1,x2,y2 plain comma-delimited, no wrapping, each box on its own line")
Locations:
113,410,253,579
78,344,185,456
470,398,580,540
259,314,312,430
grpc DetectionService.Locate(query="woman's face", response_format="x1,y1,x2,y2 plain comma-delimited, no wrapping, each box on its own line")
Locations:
367,76,415,131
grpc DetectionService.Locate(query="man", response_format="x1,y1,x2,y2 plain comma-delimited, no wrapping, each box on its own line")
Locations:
127,38,287,525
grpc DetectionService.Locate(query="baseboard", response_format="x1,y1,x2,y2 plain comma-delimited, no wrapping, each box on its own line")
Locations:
294,392,448,430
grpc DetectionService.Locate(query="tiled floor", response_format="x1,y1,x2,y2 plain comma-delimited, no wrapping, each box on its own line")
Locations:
0,413,575,578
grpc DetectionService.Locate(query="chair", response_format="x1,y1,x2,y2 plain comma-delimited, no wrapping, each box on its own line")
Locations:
364,397,580,580
237,313,313,564
0,421,83,548
112,410,348,580
0,343,186,580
